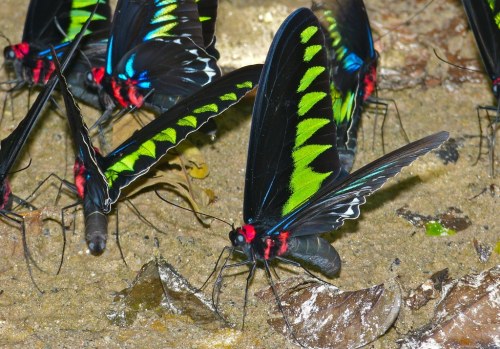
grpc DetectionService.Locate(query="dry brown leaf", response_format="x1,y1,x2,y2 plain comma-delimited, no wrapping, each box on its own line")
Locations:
257,277,401,349
400,266,500,348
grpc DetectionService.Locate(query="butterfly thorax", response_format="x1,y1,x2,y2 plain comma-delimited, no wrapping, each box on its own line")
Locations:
91,66,145,109
230,224,290,261
0,179,12,211
73,149,109,210
4,43,30,62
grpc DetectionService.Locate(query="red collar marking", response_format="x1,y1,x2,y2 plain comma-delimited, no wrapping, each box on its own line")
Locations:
239,224,256,243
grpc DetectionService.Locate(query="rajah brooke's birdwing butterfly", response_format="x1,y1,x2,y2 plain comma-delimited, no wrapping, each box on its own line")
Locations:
57,54,262,254
225,7,448,283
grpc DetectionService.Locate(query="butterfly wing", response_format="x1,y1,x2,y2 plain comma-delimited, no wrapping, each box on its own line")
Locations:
278,131,449,237
113,38,220,97
315,0,377,172
23,0,111,49
106,0,204,74
462,0,500,86
101,64,263,203
197,0,219,58
243,8,343,225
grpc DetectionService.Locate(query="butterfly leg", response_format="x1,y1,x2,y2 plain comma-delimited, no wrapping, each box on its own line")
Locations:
16,173,74,210
262,258,303,346
1,210,44,293
113,206,128,267
475,104,498,176
59,201,80,274
367,96,409,154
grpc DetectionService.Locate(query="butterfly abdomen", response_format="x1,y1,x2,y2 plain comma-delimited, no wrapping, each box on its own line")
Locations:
285,236,341,277
83,197,108,256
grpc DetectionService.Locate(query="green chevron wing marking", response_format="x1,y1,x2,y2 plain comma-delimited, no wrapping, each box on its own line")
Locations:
102,64,263,203
65,0,110,42
242,11,341,223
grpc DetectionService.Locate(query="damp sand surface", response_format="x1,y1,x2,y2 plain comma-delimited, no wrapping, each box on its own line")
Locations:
0,0,498,348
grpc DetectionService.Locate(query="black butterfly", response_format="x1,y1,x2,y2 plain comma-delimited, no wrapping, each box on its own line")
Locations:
209,7,448,330
2,0,111,89
56,53,262,255
462,0,500,176
314,0,408,172
87,0,222,127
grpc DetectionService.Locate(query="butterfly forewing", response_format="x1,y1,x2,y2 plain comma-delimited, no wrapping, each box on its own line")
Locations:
102,64,263,203
281,131,449,236
197,0,219,51
462,0,500,84
24,0,111,49
243,8,342,225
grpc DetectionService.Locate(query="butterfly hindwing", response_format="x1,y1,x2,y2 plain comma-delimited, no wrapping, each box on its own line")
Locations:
113,38,220,96
462,0,500,83
107,0,204,75
102,64,263,203
243,8,342,224
280,131,449,237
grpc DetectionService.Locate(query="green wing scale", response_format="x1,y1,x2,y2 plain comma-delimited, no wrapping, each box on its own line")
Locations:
243,13,342,223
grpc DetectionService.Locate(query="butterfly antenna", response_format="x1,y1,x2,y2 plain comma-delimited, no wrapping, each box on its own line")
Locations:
0,30,12,46
124,198,165,235
1,211,45,293
155,190,233,228
262,259,305,347
58,202,80,274
433,48,483,74
114,206,128,267
8,158,33,176
376,0,436,40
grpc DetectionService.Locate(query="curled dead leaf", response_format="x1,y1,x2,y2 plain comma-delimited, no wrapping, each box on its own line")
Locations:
257,277,401,349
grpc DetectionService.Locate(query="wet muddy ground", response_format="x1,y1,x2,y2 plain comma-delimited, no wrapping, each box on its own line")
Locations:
0,0,498,348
